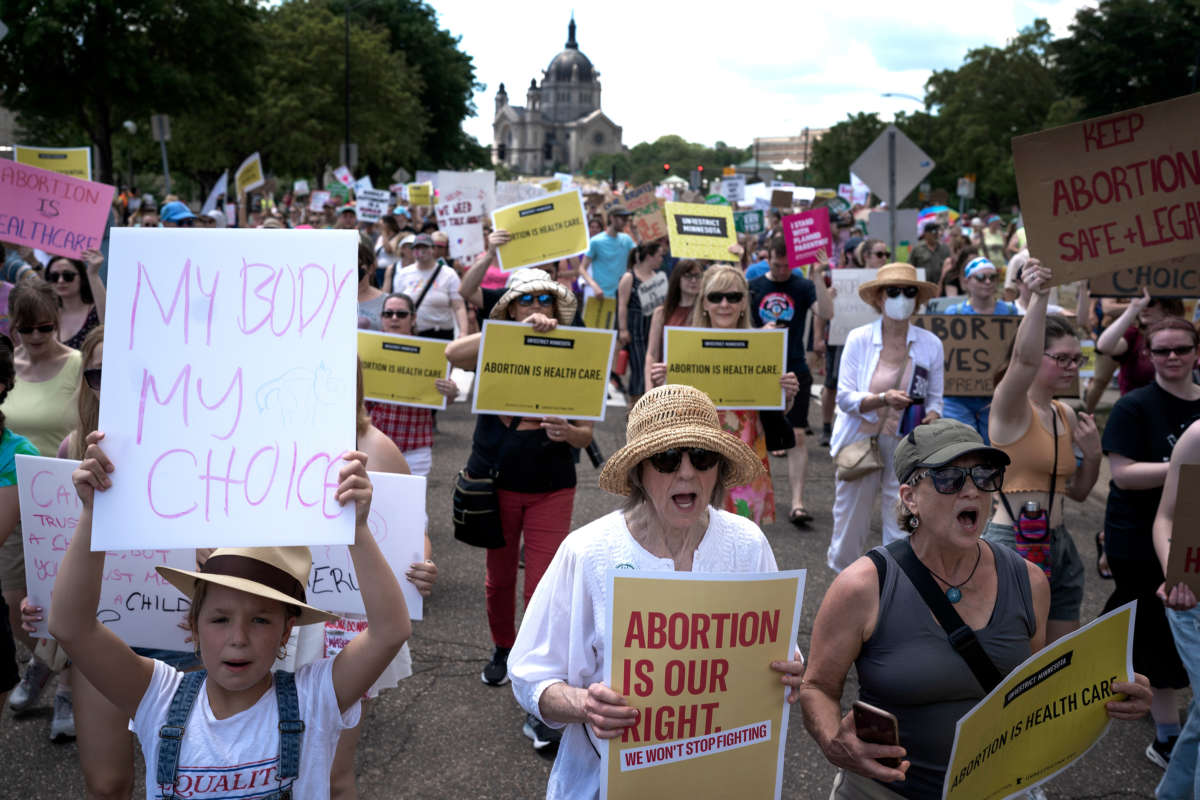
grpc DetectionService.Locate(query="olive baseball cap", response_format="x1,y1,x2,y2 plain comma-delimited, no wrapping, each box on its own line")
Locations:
892,418,1010,484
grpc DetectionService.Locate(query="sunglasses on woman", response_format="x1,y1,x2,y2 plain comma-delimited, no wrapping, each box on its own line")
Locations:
705,291,744,305
381,309,412,319
1149,345,1196,358
913,464,1004,494
516,293,554,306
46,271,76,283
884,286,919,298
647,447,722,473
16,324,55,335
84,367,102,391
871,250,890,258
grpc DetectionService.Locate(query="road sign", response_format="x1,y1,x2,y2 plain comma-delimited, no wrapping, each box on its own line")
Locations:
957,177,975,198
150,114,171,143
849,125,933,204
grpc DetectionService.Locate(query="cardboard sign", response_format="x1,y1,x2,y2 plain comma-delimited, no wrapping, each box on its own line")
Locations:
473,320,616,420
94,228,359,550
623,183,669,242
307,470,425,619
491,188,589,272
309,190,332,213
601,570,805,800
407,182,433,207
944,603,1135,800
435,189,486,259
1011,94,1200,286
910,314,1021,396
1165,464,1200,593
720,175,746,203
14,144,93,180
16,454,194,650
357,330,450,410
770,190,793,210
735,210,765,235
1085,255,1200,297
0,160,115,259
664,327,787,410
333,165,355,188
664,202,738,261
583,296,618,330
355,188,391,224
235,152,265,196
782,209,831,269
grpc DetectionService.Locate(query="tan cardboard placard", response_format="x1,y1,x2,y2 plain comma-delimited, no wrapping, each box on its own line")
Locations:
1086,254,1200,297
1011,93,1200,286
1165,464,1200,593
910,314,1022,397
770,189,793,209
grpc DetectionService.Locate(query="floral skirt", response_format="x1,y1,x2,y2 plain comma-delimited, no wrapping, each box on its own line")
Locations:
719,409,774,525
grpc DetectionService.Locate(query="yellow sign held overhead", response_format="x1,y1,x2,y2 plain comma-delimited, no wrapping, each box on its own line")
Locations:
234,152,265,196
357,331,450,409
664,202,738,261
14,145,92,180
664,327,786,409
491,188,589,272
407,182,433,206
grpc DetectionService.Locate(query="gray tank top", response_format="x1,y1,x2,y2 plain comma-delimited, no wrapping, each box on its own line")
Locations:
855,541,1036,800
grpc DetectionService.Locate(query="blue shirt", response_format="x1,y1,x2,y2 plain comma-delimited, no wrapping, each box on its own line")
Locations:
585,232,636,295
0,428,38,485
942,300,1018,315
745,260,770,281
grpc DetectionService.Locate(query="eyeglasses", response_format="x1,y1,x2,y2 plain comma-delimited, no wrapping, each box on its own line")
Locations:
1043,352,1086,369
46,271,76,283
885,286,919,298
16,324,55,335
705,291,744,305
83,367,102,392
647,447,722,473
682,271,703,280
970,274,998,283
871,250,890,258
516,293,554,307
381,309,412,319
912,465,1004,494
1149,345,1197,358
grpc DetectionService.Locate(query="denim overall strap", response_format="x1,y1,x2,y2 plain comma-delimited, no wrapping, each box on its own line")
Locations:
273,670,304,786
156,670,206,797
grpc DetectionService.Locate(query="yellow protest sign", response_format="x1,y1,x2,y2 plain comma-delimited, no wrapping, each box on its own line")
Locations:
357,331,450,410
664,202,738,261
473,320,616,420
664,327,786,409
491,188,589,272
540,179,562,192
602,570,805,800
407,182,433,206
944,602,1135,800
583,296,617,330
14,145,92,180
234,152,264,196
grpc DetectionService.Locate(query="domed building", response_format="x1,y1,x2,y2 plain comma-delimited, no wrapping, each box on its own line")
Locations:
493,16,624,175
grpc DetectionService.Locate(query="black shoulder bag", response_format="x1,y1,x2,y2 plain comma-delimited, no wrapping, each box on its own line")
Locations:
452,416,520,549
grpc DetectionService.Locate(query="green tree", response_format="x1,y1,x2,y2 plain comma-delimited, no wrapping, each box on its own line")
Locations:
585,136,749,187
0,0,260,185
807,112,887,189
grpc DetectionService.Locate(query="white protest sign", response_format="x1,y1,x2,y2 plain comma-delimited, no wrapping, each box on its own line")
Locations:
496,180,546,208
224,202,236,226
829,267,925,345
16,455,194,650
435,186,487,259
354,175,374,194
438,170,496,217
415,170,438,190
306,470,425,619
202,171,228,215
95,228,359,549
355,188,391,223
309,190,332,212
720,175,746,203
334,166,355,188
293,179,310,196
850,172,870,204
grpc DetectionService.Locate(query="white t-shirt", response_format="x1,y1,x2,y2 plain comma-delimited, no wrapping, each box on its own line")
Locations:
131,657,360,800
391,261,461,333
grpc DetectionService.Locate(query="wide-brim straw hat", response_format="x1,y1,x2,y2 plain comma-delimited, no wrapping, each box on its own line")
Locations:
858,262,939,310
158,546,337,626
490,269,577,326
598,384,765,496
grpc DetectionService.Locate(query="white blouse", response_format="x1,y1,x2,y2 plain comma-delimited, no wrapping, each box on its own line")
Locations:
508,508,778,800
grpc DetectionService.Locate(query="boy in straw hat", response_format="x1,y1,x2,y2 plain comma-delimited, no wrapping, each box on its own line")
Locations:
49,432,411,799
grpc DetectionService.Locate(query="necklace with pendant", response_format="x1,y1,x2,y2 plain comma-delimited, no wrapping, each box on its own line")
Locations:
924,541,982,603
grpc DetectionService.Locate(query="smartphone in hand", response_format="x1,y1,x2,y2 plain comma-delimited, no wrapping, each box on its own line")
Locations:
853,700,900,768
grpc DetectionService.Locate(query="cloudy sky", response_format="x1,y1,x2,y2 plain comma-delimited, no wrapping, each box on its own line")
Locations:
434,0,1095,150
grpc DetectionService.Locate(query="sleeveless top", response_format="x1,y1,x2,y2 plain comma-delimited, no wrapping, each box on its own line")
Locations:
467,414,577,493
994,400,1075,494
856,541,1036,800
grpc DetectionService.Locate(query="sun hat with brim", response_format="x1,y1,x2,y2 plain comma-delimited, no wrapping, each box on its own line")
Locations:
892,417,1010,485
157,546,338,626
857,263,939,310
599,384,765,496
490,270,577,327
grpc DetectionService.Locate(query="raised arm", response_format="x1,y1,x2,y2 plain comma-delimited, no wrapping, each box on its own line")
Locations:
991,259,1052,437
81,248,108,323
460,230,509,308
645,306,667,388
1095,287,1149,358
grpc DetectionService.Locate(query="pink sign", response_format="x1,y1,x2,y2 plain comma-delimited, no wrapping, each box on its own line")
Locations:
0,160,115,259
783,209,831,269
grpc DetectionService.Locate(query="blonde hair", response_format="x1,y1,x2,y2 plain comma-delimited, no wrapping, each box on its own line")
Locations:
69,325,104,460
691,265,750,329
355,357,371,437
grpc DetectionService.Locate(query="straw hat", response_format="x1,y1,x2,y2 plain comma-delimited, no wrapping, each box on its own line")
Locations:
158,546,337,626
598,384,765,496
490,269,577,326
857,263,938,310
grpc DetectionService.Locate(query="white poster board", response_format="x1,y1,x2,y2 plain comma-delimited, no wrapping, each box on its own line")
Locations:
356,188,390,223
95,228,359,549
496,180,546,208
438,170,496,217
309,190,332,213
306,470,426,619
353,175,374,195
435,189,486,259
17,455,194,650
334,166,355,187
720,175,746,203
828,267,925,345
415,170,438,190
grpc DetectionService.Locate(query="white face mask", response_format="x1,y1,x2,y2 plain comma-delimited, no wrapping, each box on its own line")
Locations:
883,294,916,320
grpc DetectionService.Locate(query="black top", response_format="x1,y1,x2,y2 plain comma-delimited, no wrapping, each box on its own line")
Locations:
1102,381,1200,561
467,414,577,493
749,273,816,374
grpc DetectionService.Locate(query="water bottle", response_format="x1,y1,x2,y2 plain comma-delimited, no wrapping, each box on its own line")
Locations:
1016,500,1051,576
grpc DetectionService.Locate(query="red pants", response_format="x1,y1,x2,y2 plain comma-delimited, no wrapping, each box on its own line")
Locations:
486,487,575,648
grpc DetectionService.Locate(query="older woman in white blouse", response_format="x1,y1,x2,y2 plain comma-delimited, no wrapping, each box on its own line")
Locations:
508,385,805,799
828,263,944,572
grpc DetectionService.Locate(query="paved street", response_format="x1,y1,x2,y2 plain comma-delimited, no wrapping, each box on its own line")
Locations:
0,395,1169,799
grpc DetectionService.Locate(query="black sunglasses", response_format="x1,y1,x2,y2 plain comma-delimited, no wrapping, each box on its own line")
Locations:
885,286,919,298
516,293,554,307
84,367,102,392
706,291,744,305
913,465,1004,494
175,218,196,228
46,271,76,283
1149,345,1196,358
871,250,890,258
16,324,55,335
381,309,412,319
647,447,722,474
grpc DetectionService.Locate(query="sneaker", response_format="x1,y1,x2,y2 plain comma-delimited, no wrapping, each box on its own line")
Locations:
481,646,511,687
8,658,52,713
819,427,832,448
50,693,76,742
523,713,562,751
1146,735,1178,769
